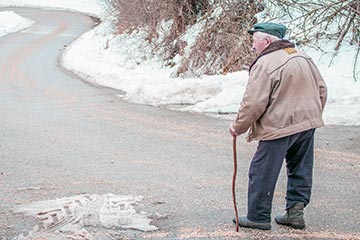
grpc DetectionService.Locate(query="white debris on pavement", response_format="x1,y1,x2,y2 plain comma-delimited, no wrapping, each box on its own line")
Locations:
13,193,158,239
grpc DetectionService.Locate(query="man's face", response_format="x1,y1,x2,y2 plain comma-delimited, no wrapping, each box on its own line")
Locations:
252,32,270,55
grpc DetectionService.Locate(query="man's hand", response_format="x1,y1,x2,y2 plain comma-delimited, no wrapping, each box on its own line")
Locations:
229,124,239,138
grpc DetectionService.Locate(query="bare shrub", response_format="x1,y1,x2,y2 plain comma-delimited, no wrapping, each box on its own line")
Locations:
175,1,264,77
263,0,359,81
110,0,262,77
264,0,359,47
109,0,358,79
111,0,209,57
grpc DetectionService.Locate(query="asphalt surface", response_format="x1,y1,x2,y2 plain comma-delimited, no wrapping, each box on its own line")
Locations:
0,7,359,240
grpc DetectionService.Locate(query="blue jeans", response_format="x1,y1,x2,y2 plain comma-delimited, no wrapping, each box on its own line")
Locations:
247,129,315,223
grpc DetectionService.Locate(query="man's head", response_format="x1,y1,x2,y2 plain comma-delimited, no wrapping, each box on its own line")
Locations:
248,22,286,55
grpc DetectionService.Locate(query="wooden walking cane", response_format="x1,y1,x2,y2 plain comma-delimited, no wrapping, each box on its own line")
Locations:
232,136,239,232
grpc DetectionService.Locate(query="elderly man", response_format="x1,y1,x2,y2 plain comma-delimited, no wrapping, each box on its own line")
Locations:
230,22,327,230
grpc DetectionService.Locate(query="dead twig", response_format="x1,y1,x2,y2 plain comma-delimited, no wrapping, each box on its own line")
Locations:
354,46,359,82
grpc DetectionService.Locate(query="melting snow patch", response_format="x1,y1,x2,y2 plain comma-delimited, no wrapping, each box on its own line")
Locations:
0,11,35,38
13,193,158,239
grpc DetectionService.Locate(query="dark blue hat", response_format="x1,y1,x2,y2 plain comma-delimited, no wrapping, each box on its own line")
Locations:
248,22,287,39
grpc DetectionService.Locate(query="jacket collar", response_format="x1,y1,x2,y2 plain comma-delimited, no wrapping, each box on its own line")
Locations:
249,40,295,72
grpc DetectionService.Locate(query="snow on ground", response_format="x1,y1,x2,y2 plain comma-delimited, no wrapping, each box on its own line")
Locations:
0,11,34,38
14,194,158,239
0,0,107,17
0,0,359,125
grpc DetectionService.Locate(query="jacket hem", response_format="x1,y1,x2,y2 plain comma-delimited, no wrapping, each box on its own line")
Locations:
247,119,324,142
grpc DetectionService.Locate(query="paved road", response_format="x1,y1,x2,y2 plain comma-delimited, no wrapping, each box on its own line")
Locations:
0,7,359,240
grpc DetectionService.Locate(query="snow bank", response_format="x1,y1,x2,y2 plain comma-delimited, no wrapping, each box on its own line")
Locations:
62,16,360,125
305,45,360,125
0,0,107,18
0,10,34,38
61,27,249,109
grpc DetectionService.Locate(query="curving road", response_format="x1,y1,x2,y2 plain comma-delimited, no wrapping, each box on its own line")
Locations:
0,7,360,240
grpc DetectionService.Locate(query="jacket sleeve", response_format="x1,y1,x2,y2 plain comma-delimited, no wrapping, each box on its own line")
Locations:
310,59,327,110
318,73,327,111
232,63,272,135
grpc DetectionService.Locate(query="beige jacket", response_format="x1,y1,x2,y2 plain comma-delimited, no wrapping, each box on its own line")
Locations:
233,45,327,142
